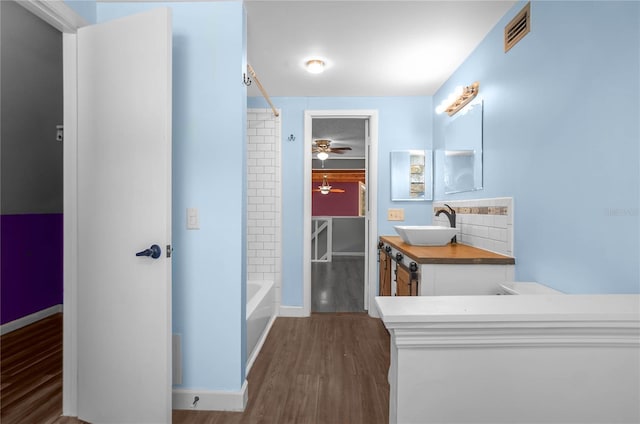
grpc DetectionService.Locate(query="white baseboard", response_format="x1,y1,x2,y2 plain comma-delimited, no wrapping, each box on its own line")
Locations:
368,301,380,319
278,305,308,317
173,380,248,411
1,304,63,335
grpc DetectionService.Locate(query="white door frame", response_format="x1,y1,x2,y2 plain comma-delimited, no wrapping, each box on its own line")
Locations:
303,110,379,317
16,1,89,417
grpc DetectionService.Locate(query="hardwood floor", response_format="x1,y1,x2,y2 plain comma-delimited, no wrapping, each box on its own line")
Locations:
174,313,390,424
312,255,365,313
0,314,67,424
1,312,390,424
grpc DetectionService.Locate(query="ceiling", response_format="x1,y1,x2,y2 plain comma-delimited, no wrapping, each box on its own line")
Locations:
312,117,366,158
244,1,516,97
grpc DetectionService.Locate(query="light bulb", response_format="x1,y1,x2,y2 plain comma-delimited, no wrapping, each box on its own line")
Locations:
317,152,329,161
306,59,325,74
435,104,446,114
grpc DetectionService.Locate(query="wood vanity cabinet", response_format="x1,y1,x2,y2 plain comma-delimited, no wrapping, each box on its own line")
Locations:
379,236,515,296
379,248,392,296
396,265,417,296
379,246,417,296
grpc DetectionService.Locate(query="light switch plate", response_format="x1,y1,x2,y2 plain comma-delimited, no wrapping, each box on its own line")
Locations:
388,208,405,221
187,207,199,229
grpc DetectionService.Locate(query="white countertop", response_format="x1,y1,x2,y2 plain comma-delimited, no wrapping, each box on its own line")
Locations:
375,294,640,327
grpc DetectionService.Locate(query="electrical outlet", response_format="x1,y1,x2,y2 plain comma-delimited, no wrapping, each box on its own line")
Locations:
387,208,405,221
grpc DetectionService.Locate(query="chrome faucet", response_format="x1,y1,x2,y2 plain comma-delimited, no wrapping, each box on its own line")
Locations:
435,204,457,244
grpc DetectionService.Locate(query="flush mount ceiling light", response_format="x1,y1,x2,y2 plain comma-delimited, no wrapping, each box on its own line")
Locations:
305,59,325,74
435,82,480,116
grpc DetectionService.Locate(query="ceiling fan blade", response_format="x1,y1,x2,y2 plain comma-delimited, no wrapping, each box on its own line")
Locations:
312,188,345,193
330,147,352,151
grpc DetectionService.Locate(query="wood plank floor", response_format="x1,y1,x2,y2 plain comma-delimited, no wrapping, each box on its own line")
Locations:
312,256,365,313
1,312,389,424
174,313,390,424
0,313,68,424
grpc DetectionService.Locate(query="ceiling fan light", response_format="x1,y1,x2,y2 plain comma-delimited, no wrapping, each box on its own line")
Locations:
317,151,329,161
306,59,325,74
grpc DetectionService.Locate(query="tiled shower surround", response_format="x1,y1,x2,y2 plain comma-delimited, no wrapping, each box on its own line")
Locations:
246,109,282,295
433,197,513,256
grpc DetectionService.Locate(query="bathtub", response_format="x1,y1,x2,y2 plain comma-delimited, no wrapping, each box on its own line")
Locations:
246,280,275,373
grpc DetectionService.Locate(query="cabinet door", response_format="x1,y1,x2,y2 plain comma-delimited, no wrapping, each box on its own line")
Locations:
396,265,417,296
379,251,392,296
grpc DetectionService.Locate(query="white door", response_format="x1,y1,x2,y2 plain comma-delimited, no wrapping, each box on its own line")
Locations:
76,8,172,423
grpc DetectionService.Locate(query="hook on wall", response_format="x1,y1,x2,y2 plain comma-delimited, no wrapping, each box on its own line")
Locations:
287,134,296,142
242,73,252,87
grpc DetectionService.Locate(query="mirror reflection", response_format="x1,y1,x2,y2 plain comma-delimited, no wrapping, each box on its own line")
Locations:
443,100,483,194
391,150,432,201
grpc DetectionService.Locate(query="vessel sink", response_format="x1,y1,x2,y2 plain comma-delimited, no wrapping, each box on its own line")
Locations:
394,225,458,246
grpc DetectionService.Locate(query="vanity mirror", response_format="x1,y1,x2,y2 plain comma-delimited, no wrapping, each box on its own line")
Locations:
443,100,483,194
391,150,432,201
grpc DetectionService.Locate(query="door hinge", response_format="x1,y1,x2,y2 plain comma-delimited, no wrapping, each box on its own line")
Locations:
166,244,173,258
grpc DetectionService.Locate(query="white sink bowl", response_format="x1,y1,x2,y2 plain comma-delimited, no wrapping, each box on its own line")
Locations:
394,225,458,246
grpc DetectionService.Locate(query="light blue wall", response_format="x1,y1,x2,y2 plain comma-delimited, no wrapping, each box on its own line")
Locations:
98,2,247,391
433,1,640,294
247,96,432,306
64,0,96,24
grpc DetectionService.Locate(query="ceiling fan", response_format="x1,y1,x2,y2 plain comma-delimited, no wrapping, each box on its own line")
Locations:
312,139,352,160
313,174,345,195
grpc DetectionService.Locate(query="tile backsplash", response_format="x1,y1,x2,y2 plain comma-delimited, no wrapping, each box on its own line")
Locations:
433,197,513,256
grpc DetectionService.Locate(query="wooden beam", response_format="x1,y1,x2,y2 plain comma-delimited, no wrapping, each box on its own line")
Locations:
312,169,366,183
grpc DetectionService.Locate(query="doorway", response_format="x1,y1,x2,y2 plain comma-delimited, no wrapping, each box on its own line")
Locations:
310,118,367,312
303,110,378,317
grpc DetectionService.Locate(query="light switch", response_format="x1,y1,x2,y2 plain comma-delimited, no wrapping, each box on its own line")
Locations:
187,208,199,229
388,208,405,221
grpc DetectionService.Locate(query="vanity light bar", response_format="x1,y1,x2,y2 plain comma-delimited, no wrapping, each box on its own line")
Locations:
436,82,480,117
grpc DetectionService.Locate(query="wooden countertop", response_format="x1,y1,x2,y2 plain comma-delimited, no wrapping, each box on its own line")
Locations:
380,235,515,265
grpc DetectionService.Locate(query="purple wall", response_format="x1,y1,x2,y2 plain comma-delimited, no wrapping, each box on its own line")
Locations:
312,182,360,217
1,214,63,324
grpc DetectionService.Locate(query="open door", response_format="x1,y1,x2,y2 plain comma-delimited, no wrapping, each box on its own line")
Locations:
76,8,172,423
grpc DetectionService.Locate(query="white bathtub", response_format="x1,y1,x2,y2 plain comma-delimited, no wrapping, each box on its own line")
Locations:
246,280,275,373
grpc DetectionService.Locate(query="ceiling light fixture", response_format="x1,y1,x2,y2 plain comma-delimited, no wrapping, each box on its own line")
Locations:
435,82,480,116
319,175,332,195
305,59,325,74
317,151,329,161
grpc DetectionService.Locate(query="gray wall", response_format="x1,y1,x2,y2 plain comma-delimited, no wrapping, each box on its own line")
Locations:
1,0,63,214
332,217,365,254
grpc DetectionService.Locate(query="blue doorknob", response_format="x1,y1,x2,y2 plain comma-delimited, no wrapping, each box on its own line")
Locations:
136,244,162,259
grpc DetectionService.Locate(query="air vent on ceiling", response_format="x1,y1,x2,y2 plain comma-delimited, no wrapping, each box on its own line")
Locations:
504,2,530,52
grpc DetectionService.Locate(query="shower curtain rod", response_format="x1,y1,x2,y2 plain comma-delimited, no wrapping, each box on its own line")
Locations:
247,64,279,118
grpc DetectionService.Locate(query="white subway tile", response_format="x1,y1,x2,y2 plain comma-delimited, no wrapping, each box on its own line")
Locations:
257,128,274,136
476,225,489,238
493,215,508,228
